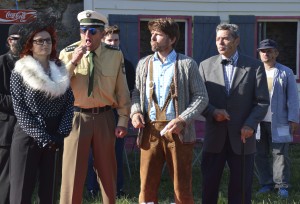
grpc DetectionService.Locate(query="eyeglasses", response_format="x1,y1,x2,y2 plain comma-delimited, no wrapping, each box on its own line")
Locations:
33,38,52,45
80,27,99,35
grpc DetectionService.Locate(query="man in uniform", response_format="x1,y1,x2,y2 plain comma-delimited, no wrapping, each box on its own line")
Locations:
0,24,21,204
86,25,135,198
59,10,131,204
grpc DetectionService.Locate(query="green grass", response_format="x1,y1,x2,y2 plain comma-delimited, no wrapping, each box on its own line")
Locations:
32,143,300,203
77,143,300,203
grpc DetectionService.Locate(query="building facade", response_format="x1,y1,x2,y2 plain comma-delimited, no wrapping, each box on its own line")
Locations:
85,0,300,90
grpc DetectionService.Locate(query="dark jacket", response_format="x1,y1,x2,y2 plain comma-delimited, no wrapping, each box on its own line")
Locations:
0,51,18,146
199,53,269,155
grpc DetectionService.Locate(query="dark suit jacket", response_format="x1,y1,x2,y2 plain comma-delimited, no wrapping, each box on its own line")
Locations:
199,54,269,155
0,51,18,146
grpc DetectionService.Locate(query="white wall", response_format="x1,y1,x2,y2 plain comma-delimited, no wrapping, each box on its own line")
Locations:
85,0,300,22
85,0,300,102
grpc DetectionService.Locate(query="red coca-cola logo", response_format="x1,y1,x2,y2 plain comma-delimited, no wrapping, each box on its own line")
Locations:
0,9,36,24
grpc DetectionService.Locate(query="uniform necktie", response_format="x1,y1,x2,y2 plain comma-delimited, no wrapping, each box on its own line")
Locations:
88,52,94,97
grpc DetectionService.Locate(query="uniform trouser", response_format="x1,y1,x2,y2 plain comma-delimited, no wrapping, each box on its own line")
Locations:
10,124,57,204
255,121,290,188
86,109,123,193
86,148,99,192
60,110,117,204
86,141,124,194
0,146,10,204
139,121,194,204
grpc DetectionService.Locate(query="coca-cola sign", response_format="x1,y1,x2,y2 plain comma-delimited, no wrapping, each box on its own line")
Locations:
0,9,36,24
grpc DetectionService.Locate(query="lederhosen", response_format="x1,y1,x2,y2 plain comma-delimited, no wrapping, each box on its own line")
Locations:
139,55,194,204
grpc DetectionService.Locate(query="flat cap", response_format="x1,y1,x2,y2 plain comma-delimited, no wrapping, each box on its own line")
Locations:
77,10,108,27
257,39,277,51
8,24,21,36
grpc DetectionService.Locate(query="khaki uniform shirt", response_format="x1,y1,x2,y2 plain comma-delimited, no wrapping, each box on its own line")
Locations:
59,41,130,128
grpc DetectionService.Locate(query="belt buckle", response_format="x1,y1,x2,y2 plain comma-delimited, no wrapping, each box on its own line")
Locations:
92,107,99,114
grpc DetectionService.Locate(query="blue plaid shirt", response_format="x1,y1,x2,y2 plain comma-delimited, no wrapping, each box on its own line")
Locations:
145,50,177,121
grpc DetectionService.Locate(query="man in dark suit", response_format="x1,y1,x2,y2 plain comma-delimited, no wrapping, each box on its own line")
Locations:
0,24,21,204
199,23,269,204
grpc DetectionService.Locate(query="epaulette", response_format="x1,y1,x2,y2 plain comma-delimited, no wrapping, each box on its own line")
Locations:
65,45,78,52
105,44,120,51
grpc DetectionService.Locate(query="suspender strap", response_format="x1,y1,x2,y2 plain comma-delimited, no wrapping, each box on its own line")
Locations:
147,56,177,121
148,60,154,118
173,54,179,117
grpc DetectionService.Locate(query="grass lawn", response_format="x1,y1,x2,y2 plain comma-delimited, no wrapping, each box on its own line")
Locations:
31,142,300,203
77,142,300,204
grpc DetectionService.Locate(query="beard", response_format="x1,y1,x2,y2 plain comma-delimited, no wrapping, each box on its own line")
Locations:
150,41,161,52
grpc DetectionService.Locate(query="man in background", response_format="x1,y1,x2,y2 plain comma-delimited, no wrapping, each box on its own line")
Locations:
0,24,21,204
255,39,299,198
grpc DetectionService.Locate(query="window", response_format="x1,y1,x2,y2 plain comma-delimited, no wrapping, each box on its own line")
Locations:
138,15,192,59
257,18,300,76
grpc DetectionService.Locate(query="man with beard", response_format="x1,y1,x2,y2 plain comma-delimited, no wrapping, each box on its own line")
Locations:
131,18,208,204
0,24,21,204
59,10,131,204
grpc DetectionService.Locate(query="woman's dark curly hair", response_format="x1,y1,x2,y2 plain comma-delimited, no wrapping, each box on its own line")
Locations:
20,26,58,61
17,8,61,65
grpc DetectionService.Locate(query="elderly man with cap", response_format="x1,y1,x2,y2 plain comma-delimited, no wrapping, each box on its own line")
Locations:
59,10,130,204
0,24,21,204
255,39,299,198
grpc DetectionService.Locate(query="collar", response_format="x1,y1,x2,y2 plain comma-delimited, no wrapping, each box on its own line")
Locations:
14,55,70,97
85,43,102,58
221,51,239,65
153,49,177,63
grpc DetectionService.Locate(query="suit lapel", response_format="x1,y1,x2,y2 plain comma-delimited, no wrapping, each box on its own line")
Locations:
212,56,227,95
230,59,247,95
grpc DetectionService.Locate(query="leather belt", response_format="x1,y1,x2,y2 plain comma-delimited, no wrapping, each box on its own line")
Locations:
74,106,111,114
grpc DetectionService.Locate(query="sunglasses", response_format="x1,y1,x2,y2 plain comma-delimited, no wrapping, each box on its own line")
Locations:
32,38,52,45
80,27,100,35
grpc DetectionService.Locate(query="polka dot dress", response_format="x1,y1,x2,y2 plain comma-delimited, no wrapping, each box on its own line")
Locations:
10,70,74,147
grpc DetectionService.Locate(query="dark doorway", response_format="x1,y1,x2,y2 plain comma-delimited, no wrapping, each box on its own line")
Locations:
139,20,186,59
257,22,298,75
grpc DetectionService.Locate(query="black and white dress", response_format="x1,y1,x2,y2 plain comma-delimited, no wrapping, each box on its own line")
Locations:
9,55,75,203
10,55,74,147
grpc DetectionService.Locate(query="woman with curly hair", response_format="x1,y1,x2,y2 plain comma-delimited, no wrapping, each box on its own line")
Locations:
9,12,74,203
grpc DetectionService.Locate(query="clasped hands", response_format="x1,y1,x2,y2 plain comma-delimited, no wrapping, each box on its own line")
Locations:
213,109,254,143
131,113,185,135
